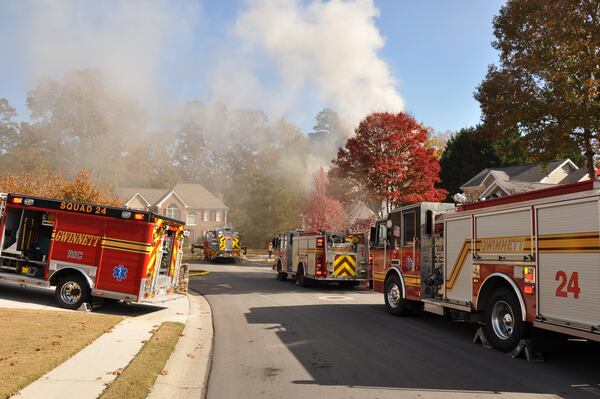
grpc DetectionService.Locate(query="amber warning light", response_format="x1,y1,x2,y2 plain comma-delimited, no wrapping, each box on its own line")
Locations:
133,213,144,221
11,197,22,204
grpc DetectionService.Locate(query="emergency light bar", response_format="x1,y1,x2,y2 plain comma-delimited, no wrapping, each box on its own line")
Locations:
11,197,34,206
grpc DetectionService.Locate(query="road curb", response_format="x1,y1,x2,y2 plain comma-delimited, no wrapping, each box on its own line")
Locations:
147,293,214,399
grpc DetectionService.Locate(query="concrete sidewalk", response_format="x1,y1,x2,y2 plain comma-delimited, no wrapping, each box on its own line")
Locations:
13,295,189,399
148,293,214,399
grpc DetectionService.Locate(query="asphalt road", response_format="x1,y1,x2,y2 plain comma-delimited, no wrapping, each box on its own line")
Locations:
189,260,600,399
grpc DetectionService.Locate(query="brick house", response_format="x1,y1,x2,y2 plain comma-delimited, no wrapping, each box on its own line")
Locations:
118,183,229,247
459,159,591,202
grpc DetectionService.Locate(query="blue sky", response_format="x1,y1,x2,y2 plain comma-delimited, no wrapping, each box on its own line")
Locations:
0,0,505,133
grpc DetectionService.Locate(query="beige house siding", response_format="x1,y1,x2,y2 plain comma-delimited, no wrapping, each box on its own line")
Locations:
127,195,148,210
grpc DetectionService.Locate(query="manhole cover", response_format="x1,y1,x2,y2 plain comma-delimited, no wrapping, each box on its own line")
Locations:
318,295,353,301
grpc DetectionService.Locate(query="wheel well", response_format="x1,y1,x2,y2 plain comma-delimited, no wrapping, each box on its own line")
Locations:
49,268,92,288
384,268,404,298
476,274,526,321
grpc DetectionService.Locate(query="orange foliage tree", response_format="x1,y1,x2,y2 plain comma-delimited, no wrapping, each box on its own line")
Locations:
0,169,120,206
302,168,346,232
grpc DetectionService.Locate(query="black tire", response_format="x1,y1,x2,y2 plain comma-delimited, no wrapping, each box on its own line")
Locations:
55,274,91,310
483,287,526,352
296,264,307,287
384,274,408,316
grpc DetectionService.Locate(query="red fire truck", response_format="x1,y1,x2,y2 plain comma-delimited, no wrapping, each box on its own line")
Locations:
273,230,368,287
0,193,186,309
371,180,600,353
203,227,241,262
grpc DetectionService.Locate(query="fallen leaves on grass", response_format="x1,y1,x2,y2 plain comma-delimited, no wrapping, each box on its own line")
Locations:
99,322,184,399
0,309,122,399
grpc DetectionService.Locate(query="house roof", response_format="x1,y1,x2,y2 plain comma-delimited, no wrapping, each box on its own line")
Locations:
346,202,376,224
172,183,228,210
118,183,228,210
559,168,589,184
461,159,569,188
117,187,169,206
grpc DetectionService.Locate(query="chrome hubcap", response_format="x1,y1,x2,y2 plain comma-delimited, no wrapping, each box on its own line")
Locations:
491,300,514,340
387,283,401,308
60,281,82,305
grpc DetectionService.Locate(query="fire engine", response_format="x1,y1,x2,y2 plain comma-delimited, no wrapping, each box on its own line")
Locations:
203,227,241,262
0,193,186,309
273,230,368,287
371,180,600,353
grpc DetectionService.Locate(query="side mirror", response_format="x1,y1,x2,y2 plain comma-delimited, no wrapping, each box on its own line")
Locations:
369,226,376,245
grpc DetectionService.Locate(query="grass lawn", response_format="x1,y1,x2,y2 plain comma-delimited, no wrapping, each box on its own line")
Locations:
0,308,123,399
100,321,184,399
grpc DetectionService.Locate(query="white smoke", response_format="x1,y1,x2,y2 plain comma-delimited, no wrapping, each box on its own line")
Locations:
5,0,199,125
212,0,404,129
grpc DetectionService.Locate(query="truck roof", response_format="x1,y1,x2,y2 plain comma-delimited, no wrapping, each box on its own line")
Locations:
5,193,185,225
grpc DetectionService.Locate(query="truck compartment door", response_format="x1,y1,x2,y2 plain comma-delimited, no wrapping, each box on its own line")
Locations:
444,216,472,303
536,200,600,329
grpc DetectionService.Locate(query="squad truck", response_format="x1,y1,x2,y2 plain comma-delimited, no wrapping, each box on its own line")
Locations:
0,193,186,309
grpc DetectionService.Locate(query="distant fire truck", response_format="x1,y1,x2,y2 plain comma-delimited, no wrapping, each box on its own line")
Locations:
371,180,600,352
273,230,368,287
203,227,241,262
0,193,186,309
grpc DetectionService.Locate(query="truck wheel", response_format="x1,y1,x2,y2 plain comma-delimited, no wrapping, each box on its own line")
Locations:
55,275,90,310
384,274,407,316
276,263,287,281
483,287,525,352
296,265,307,287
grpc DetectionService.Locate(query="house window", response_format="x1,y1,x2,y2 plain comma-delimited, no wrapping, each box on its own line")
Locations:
216,210,223,222
186,211,197,226
203,210,210,222
166,203,180,220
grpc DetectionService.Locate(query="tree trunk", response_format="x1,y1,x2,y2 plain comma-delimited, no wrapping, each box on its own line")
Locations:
583,129,596,180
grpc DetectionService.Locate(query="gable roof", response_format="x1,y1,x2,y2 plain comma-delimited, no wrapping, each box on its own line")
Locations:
156,190,189,208
172,183,228,210
118,183,228,210
559,168,589,184
461,159,569,189
117,187,168,206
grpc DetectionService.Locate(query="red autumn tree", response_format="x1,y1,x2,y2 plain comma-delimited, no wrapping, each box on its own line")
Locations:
302,167,346,232
330,112,447,214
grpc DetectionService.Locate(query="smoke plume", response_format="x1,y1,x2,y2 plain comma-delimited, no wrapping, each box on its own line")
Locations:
213,0,404,129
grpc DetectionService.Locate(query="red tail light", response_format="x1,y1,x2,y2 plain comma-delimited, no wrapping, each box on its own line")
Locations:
524,285,535,295
315,254,327,277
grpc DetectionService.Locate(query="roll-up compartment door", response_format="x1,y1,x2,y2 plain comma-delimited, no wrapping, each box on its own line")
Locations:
445,217,472,303
536,200,600,328
475,209,532,260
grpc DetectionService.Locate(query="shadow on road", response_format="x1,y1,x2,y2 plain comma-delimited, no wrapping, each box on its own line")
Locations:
0,282,169,317
190,269,373,297
244,303,600,398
